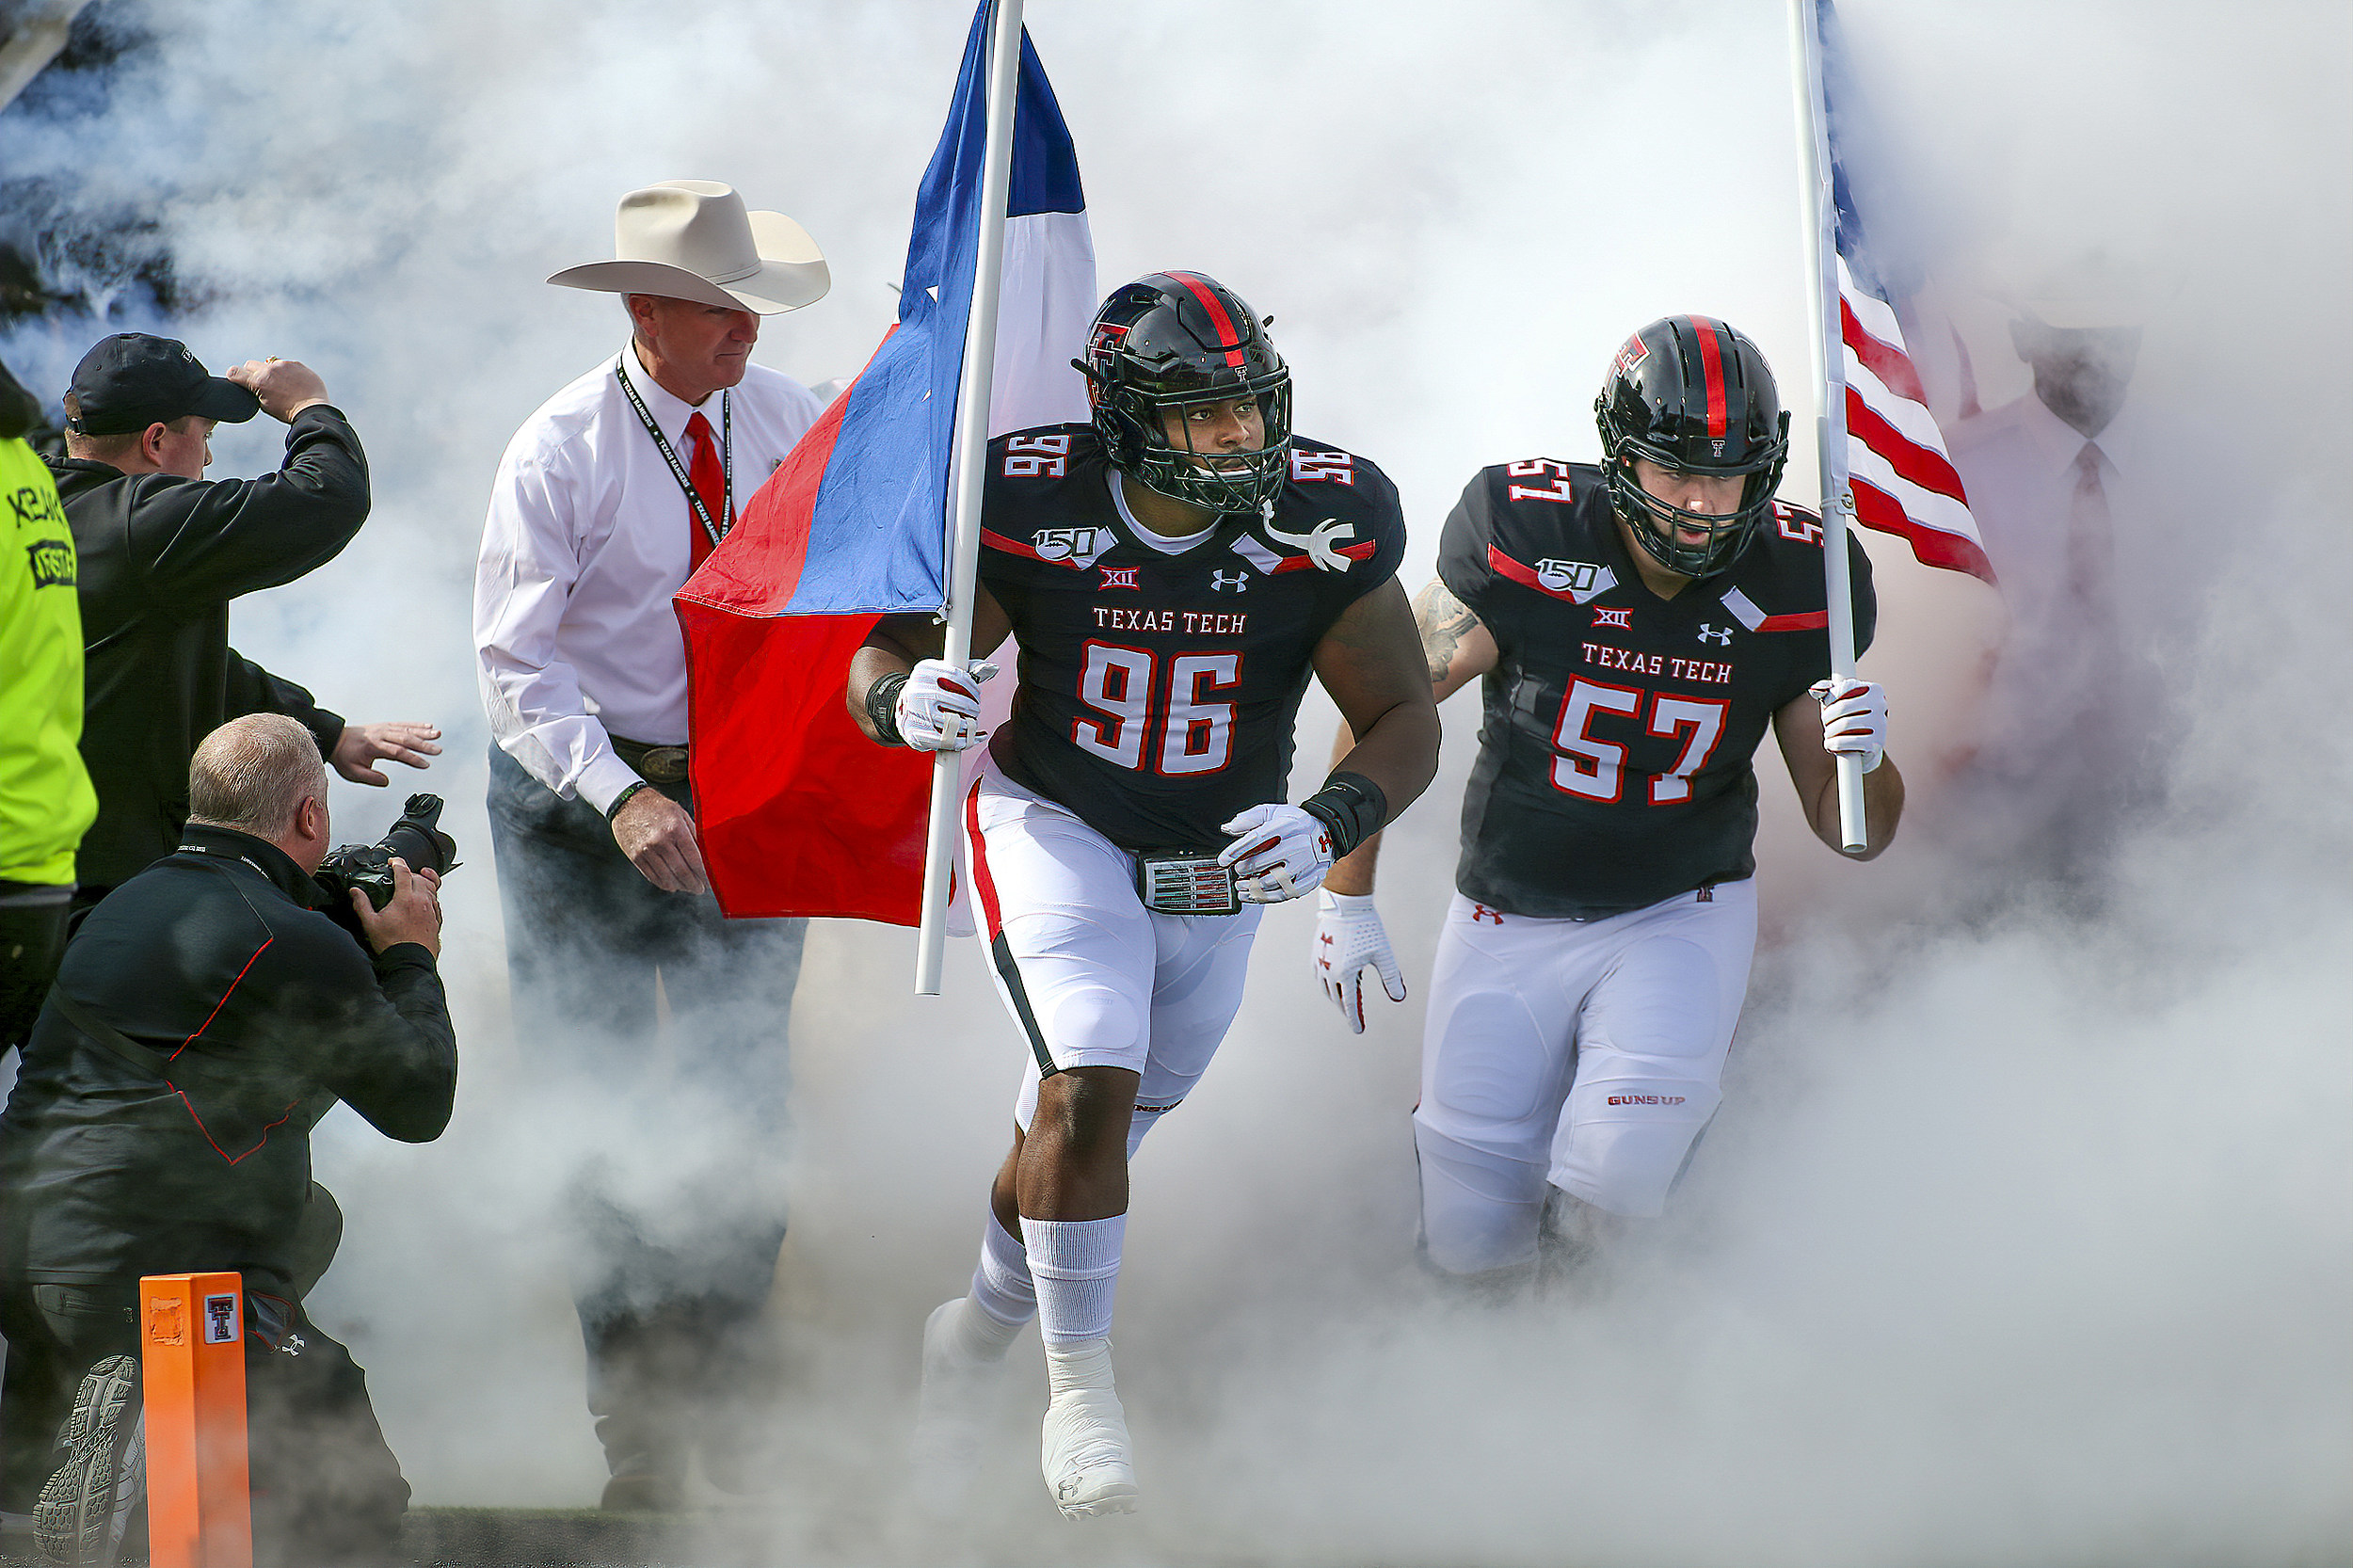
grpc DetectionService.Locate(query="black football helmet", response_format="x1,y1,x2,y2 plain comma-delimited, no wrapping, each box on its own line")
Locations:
1074,271,1292,515
1594,315,1791,577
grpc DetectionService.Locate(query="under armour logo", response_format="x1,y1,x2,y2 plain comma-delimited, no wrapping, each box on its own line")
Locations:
1470,904,1503,924
1592,606,1632,630
1211,569,1249,593
1696,623,1733,645
1710,439,1726,456
1099,566,1141,590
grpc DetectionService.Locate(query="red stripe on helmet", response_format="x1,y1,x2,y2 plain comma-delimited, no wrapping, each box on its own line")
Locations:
1168,271,1249,371
1689,316,1728,440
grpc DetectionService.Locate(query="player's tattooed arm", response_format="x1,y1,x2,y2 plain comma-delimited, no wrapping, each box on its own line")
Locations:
1412,577,1500,697
845,587,1014,744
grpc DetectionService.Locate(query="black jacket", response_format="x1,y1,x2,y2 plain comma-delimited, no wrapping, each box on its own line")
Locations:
51,408,369,890
0,824,455,1301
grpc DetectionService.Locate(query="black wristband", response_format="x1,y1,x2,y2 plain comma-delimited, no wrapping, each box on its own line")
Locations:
868,671,910,746
605,780,649,823
1300,771,1388,861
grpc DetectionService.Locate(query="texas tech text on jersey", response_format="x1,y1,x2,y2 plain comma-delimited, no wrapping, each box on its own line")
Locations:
1438,457,1876,919
980,424,1405,850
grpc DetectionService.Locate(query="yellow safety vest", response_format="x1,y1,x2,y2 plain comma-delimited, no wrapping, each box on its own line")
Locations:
0,439,97,885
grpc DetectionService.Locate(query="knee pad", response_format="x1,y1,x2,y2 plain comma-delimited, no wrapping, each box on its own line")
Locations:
1414,1121,1546,1276
1045,983,1144,1063
1589,936,1734,1061
1551,1075,1721,1219
1422,989,1561,1131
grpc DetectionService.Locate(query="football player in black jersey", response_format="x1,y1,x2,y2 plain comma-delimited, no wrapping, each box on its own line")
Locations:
1313,315,1902,1292
844,273,1438,1515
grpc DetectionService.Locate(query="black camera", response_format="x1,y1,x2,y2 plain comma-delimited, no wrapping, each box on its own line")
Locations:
316,792,458,940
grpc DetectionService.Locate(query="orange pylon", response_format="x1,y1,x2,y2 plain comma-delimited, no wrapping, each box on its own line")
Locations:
139,1273,251,1568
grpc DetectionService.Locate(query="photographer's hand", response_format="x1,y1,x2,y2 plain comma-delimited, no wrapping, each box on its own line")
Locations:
611,788,710,896
353,859,442,959
225,358,333,423
331,722,442,786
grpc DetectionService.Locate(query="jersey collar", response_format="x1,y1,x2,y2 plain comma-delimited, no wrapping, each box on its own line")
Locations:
1102,470,1246,564
176,824,331,910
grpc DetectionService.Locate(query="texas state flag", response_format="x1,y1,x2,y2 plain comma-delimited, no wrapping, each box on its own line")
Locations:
675,1,1094,923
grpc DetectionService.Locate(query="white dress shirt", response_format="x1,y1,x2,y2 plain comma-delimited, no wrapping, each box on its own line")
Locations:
475,344,825,813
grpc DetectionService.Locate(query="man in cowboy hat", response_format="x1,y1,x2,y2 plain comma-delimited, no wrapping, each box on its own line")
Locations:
473,180,831,1511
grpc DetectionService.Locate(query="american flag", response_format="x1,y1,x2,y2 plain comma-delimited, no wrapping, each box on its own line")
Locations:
1821,0,1994,584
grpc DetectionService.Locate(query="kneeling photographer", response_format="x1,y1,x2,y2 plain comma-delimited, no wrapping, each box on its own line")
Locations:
0,714,456,1566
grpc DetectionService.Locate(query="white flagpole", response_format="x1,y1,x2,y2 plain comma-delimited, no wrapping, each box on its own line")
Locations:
1786,0,1868,854
915,0,1025,995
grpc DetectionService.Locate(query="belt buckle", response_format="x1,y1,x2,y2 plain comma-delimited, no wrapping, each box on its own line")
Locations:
1134,850,1239,917
638,746,689,784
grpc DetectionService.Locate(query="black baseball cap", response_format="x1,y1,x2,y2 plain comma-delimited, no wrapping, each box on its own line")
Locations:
65,333,261,436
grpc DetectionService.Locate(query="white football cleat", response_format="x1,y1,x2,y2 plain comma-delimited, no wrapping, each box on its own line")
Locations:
1040,1346,1139,1515
912,1297,1013,1516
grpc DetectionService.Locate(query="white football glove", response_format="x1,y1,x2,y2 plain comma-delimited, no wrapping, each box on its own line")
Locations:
1217,802,1334,904
1313,889,1406,1034
1810,676,1888,773
895,659,997,752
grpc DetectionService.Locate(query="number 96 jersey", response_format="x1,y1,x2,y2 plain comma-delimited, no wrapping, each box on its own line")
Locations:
981,424,1405,850
1438,458,1877,920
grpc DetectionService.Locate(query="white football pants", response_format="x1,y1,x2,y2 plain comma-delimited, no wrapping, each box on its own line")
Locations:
964,760,1262,1144
1414,882,1756,1273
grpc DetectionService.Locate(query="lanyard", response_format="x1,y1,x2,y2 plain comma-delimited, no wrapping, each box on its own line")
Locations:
616,357,732,552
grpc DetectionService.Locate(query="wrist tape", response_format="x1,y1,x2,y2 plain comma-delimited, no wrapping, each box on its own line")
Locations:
869,671,910,746
1300,771,1387,861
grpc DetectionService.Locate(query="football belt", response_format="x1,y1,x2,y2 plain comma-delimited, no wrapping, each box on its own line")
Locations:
1132,849,1240,917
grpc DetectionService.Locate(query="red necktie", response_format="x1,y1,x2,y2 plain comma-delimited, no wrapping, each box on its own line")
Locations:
2065,442,2116,638
683,410,727,569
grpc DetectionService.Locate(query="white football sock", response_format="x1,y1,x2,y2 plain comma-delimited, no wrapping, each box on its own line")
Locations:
1019,1214,1126,1346
968,1208,1036,1339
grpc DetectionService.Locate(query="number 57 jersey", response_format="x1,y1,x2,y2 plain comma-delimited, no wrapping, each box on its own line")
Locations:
1438,458,1877,920
979,424,1406,850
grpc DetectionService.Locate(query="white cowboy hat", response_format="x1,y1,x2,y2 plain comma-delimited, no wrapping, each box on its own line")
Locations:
548,180,830,315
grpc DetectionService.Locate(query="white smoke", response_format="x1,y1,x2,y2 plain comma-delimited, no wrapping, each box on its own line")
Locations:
4,0,2347,1560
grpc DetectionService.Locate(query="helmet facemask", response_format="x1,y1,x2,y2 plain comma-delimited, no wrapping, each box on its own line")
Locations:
1110,372,1292,516
1605,443,1785,578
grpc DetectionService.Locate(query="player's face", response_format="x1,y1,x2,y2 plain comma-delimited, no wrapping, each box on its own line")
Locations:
1160,395,1268,472
1631,456,1745,545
